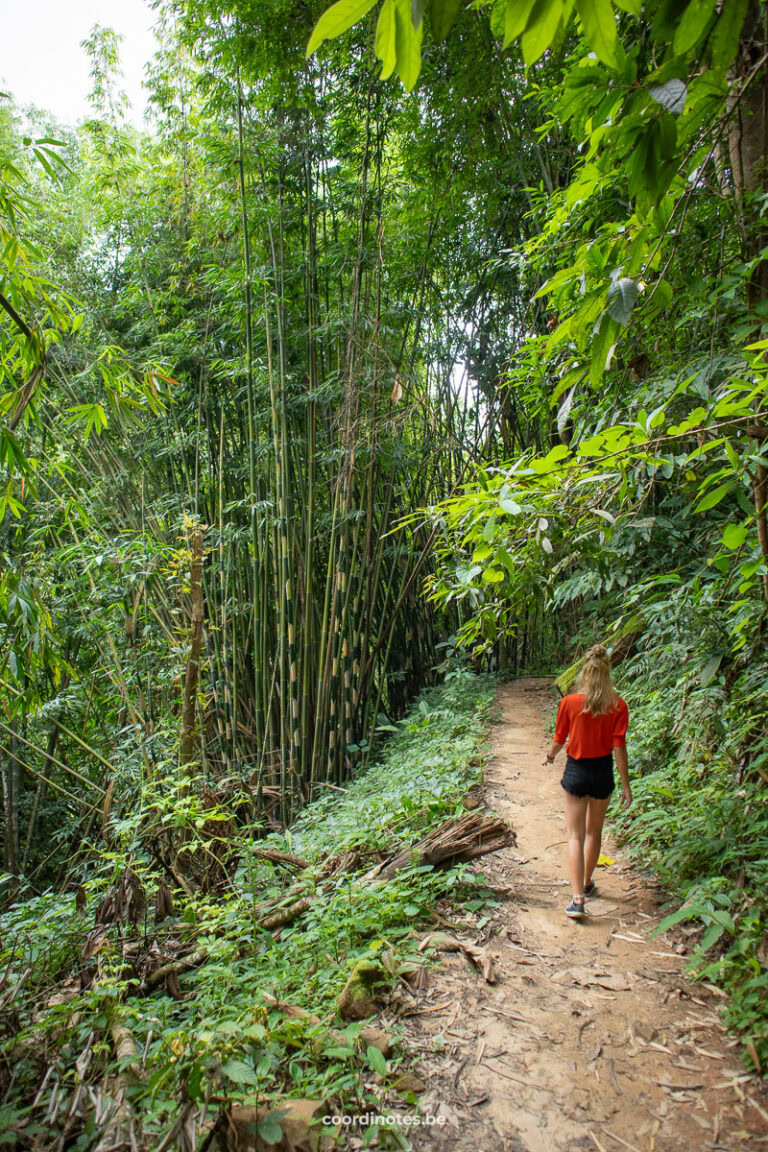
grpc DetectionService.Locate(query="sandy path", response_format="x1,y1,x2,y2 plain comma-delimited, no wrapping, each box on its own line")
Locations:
401,678,768,1152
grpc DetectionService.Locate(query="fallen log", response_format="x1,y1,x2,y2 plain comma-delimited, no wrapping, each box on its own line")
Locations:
367,810,515,882
249,847,310,870
143,949,209,992
260,896,313,931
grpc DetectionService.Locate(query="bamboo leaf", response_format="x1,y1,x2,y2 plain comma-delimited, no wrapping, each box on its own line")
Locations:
376,0,398,77
394,0,424,88
307,0,378,55
694,480,734,512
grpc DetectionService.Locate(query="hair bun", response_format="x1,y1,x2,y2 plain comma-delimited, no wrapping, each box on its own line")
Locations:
587,644,609,661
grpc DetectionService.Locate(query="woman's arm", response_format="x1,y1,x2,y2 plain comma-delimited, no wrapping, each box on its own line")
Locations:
543,741,564,766
545,696,569,766
614,746,632,809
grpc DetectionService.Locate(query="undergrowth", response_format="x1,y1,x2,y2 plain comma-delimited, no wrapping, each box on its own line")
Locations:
0,670,498,1149
612,640,768,1074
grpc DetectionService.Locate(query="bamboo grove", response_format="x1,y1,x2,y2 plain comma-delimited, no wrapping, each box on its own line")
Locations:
1,3,566,890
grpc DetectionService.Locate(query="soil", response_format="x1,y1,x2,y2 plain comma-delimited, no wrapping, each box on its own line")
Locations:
392,678,768,1152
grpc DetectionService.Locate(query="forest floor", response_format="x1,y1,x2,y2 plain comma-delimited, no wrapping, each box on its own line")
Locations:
396,678,768,1152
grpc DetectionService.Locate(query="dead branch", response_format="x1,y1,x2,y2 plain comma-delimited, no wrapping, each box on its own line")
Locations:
260,897,313,931
367,811,515,881
249,846,310,870
143,949,208,992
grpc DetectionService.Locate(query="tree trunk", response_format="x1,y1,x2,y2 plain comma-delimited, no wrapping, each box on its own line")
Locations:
180,528,204,766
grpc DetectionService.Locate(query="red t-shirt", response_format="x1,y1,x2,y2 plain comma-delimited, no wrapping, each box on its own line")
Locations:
554,692,629,760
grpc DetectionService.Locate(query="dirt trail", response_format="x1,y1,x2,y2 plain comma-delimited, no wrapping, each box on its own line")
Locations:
402,678,768,1152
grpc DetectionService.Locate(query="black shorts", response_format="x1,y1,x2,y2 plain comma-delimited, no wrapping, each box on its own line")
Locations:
561,753,615,800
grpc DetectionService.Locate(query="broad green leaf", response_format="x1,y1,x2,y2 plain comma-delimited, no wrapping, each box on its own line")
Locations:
613,0,641,13
576,0,621,70
482,567,506,583
504,0,537,47
709,0,749,71
307,0,378,55
607,277,639,327
430,0,464,42
256,1116,283,1146
722,523,748,550
521,0,565,66
221,1058,259,1086
694,480,734,512
367,1043,388,1075
456,563,482,584
673,0,716,57
709,909,735,933
490,0,508,38
394,0,423,89
376,0,397,76
699,922,726,952
243,1023,267,1041
654,904,699,934
495,546,516,573
532,444,571,472
411,0,424,29
499,496,522,515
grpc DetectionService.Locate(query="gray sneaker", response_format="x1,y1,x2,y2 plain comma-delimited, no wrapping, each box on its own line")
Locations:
565,897,587,918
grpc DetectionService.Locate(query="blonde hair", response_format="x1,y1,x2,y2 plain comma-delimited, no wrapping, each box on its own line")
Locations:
576,644,617,716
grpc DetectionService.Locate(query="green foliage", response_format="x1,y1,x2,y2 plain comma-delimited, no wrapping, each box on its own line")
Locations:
0,674,498,1143
308,0,749,91
612,625,768,1071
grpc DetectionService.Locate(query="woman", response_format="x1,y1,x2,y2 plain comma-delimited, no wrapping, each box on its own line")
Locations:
542,645,632,919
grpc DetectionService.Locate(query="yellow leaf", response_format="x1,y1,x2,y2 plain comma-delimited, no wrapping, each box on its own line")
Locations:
596,853,614,867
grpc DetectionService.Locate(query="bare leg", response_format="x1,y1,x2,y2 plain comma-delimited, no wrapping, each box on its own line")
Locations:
584,796,611,888
562,789,589,900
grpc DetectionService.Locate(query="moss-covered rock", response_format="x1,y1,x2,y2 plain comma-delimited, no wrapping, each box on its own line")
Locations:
336,959,389,1020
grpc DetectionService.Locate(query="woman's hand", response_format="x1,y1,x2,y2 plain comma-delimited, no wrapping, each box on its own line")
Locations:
621,786,632,810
